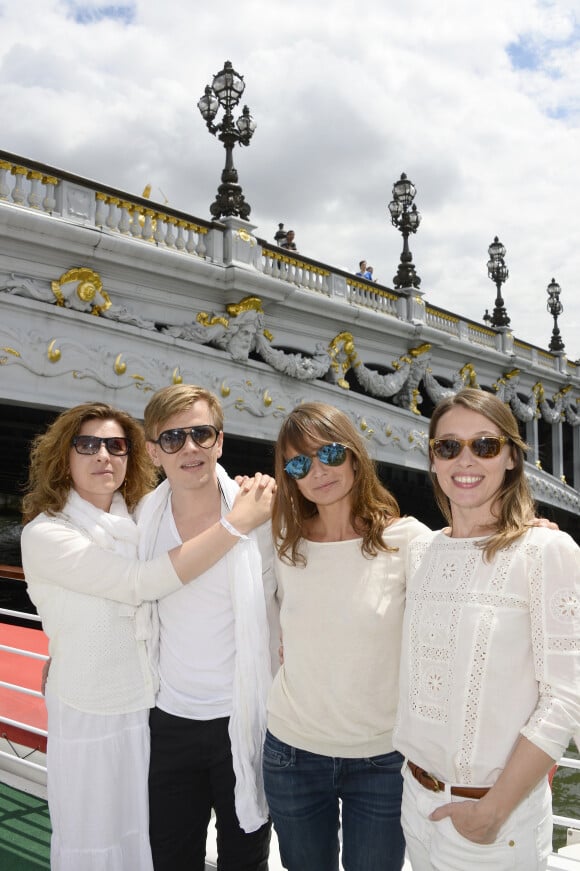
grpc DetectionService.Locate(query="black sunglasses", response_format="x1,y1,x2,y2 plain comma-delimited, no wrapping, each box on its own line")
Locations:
430,436,509,460
72,435,130,456
284,443,348,479
153,425,220,454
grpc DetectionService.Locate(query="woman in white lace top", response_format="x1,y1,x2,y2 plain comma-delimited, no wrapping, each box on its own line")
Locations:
394,388,580,871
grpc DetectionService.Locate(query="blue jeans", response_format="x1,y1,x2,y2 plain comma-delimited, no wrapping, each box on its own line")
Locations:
263,730,405,871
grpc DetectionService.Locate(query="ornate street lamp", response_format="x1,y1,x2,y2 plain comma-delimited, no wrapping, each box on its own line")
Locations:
197,60,256,220
482,309,492,327
388,173,421,289
546,278,565,353
487,236,510,328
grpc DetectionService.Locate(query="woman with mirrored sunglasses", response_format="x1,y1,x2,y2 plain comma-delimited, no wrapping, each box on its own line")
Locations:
393,389,580,871
20,402,275,871
262,401,430,871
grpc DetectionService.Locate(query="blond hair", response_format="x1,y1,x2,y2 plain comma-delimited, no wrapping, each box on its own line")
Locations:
273,402,400,565
143,384,224,440
429,388,536,559
22,403,156,523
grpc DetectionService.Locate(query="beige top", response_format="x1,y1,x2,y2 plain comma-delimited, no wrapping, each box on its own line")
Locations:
267,515,429,758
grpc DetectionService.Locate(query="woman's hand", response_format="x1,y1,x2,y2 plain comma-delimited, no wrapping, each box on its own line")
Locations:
429,797,502,844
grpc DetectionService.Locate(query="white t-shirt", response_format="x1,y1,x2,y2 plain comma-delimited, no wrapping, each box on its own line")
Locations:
153,500,236,719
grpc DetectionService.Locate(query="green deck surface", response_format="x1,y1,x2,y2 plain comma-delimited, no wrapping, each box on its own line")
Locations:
0,781,50,870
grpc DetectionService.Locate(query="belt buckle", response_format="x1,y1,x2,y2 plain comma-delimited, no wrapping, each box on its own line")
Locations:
425,771,442,792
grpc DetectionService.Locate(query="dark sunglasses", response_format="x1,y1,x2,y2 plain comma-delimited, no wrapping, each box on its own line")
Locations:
284,443,348,479
430,436,509,460
72,435,130,456
153,425,220,454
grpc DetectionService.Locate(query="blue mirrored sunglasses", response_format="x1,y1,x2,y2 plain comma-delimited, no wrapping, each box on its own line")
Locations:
284,443,348,479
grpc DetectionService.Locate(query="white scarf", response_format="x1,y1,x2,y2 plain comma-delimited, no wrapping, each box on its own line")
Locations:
136,465,272,832
61,490,155,641
62,489,139,556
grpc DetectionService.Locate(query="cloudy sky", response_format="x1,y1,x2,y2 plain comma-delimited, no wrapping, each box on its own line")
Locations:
1,0,579,360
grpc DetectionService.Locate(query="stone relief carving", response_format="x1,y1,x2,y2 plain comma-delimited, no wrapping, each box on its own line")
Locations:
1,270,578,428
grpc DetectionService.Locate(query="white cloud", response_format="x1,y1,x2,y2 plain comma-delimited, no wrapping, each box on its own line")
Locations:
1,0,579,359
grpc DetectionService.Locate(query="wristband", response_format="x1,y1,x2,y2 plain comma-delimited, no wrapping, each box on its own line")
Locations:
220,516,249,540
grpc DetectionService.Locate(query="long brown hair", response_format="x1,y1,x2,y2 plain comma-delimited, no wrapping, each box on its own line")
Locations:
22,403,157,523
273,402,400,565
429,388,536,559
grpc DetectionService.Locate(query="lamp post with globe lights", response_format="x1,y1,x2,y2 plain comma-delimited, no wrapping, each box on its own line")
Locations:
197,61,256,221
487,236,510,328
546,278,565,354
388,173,422,289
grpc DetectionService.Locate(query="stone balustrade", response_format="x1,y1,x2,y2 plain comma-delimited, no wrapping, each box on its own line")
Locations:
0,148,576,385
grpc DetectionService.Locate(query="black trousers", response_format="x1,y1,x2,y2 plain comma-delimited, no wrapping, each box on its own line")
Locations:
148,708,271,871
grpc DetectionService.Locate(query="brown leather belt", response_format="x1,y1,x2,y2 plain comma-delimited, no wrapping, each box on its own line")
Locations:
407,761,490,800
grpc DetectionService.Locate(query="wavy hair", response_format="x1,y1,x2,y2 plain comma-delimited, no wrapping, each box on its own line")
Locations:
22,403,156,523
429,388,536,559
273,402,400,565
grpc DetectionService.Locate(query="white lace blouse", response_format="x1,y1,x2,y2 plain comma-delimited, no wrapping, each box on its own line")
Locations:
393,527,580,786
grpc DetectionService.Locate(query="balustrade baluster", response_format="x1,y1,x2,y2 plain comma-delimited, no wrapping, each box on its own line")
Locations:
176,221,186,250
196,231,206,258
95,193,108,226
27,171,43,209
42,177,57,213
165,217,177,248
11,166,27,204
130,207,144,238
185,225,196,254
154,214,165,244
118,202,132,234
142,209,155,240
0,161,11,199
106,197,120,230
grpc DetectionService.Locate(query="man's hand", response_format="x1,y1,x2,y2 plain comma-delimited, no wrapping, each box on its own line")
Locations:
229,473,276,534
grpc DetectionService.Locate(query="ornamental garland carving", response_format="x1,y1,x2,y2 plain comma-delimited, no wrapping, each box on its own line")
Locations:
1,269,579,426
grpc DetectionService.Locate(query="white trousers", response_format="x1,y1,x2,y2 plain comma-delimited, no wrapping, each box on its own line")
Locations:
401,763,553,871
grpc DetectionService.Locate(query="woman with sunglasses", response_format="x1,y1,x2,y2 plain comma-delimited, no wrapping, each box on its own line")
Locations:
20,402,274,871
262,401,430,871
393,389,580,871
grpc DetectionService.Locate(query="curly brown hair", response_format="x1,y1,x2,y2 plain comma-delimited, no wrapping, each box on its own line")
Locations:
273,402,400,565
22,403,157,523
429,388,536,559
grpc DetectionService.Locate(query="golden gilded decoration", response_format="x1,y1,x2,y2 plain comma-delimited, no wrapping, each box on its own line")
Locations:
0,347,20,357
263,328,274,342
409,388,421,416
328,331,358,390
459,363,479,388
385,427,392,437
11,165,28,176
226,296,264,317
114,354,127,375
47,340,61,362
560,475,567,484
51,267,112,316
172,368,183,385
197,311,229,329
535,459,543,470
220,382,231,398
235,228,255,246
42,175,58,186
263,390,272,407
532,382,545,403
409,343,431,358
